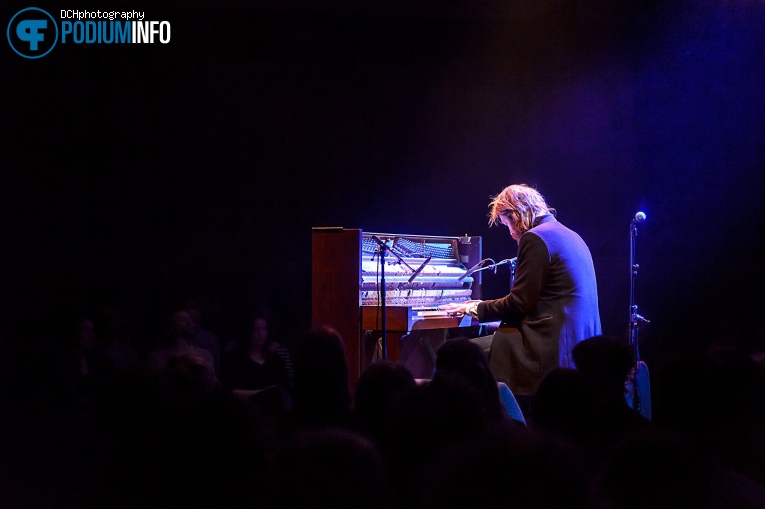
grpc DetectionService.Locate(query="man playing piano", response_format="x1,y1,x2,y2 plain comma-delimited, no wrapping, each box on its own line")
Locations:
440,183,602,415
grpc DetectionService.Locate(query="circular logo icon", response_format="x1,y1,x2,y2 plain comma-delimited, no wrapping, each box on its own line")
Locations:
7,7,58,59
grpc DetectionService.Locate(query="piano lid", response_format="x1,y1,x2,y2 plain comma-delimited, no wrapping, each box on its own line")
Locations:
362,232,463,261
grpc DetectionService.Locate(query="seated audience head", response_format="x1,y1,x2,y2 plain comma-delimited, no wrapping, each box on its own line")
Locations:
531,367,594,446
593,429,712,509
68,315,97,353
353,360,416,441
290,326,351,425
418,427,586,509
248,306,272,350
573,335,634,402
434,336,495,387
432,337,505,423
166,309,196,346
181,296,216,337
654,347,765,463
267,428,392,509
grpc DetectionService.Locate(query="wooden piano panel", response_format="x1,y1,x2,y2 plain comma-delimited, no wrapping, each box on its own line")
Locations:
311,227,362,388
360,306,474,364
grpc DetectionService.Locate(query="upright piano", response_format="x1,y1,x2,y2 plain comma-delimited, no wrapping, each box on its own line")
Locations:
311,227,484,386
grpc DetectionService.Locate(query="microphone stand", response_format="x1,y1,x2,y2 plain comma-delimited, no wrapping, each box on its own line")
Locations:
466,258,516,335
495,258,517,290
369,235,418,360
461,258,517,287
473,258,517,280
459,258,494,282
629,215,650,418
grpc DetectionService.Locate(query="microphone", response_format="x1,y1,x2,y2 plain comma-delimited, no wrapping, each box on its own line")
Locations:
408,256,432,283
633,211,646,223
491,257,517,273
370,235,388,248
458,258,491,282
370,235,384,260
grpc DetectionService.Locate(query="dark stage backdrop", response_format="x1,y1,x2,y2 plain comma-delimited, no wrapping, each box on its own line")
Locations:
2,0,765,364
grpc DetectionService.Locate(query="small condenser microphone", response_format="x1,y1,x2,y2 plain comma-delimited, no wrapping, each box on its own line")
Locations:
408,256,432,283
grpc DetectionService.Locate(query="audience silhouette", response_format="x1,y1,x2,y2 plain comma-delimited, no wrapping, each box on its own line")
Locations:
182,297,223,375
220,307,293,395
284,325,352,435
351,359,416,446
266,427,393,509
572,335,651,457
653,346,765,485
530,367,596,450
146,309,217,377
2,297,765,509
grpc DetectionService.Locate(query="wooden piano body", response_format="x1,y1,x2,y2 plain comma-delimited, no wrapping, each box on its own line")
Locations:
311,227,483,387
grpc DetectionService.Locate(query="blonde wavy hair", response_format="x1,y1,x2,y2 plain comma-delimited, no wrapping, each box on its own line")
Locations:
488,184,554,235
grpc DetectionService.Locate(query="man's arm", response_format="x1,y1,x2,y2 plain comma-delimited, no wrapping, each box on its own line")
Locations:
477,232,550,325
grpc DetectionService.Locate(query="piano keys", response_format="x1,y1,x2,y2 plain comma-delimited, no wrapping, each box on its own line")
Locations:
361,305,475,334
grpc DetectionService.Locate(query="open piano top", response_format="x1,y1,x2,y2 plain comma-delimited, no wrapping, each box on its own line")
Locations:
360,232,478,307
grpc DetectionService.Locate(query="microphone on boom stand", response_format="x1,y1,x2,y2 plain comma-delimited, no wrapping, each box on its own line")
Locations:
408,256,432,283
459,258,494,281
369,235,418,360
629,211,651,420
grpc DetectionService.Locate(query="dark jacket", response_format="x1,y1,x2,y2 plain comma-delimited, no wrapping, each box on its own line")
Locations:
477,214,601,395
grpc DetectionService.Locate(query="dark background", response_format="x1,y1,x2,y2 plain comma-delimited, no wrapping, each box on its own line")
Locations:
2,0,765,363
